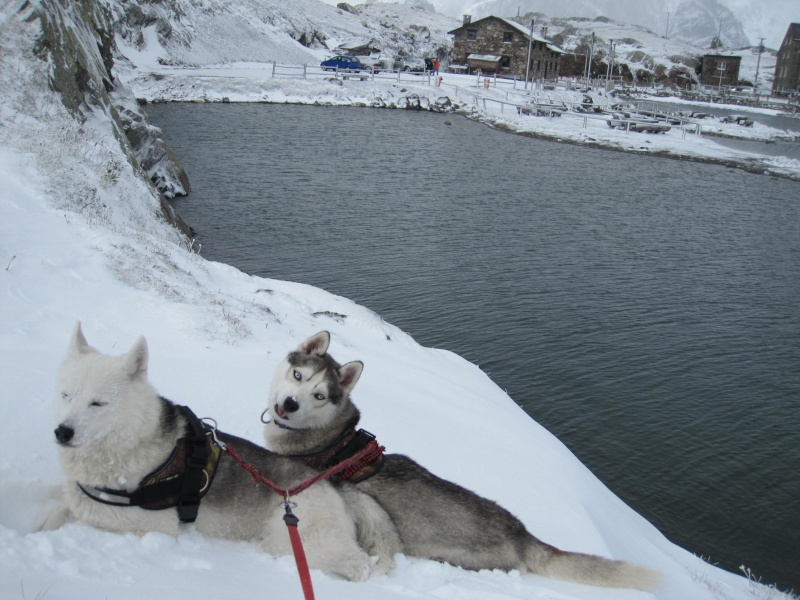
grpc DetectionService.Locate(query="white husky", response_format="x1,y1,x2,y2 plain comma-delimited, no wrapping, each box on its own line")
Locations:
263,331,661,590
46,322,400,581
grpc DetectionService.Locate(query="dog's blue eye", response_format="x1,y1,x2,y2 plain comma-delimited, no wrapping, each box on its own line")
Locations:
314,393,325,401
89,400,107,408
293,370,301,381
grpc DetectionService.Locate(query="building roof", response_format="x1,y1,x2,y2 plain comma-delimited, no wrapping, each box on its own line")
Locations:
702,53,742,60
467,54,502,61
448,15,566,54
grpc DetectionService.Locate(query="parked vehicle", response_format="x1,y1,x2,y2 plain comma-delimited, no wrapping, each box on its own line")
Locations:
356,55,389,72
320,55,362,72
392,55,426,72
721,114,754,126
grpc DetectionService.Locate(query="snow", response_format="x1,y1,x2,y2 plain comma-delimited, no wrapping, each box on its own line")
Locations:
1,2,797,600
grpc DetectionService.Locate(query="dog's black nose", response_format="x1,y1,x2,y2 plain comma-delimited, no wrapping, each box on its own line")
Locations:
55,425,74,444
283,397,299,413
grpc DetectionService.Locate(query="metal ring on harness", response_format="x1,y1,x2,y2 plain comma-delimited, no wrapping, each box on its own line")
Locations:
198,470,211,494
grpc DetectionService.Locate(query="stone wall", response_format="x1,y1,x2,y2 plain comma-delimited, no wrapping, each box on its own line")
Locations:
773,24,800,94
451,17,560,79
699,55,741,87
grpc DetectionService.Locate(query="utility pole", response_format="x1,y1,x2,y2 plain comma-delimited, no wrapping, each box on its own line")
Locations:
584,32,595,88
665,13,670,38
754,37,764,93
524,18,535,91
606,39,614,83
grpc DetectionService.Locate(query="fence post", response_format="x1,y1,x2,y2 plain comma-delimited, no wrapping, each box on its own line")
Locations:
303,64,307,79
272,61,276,78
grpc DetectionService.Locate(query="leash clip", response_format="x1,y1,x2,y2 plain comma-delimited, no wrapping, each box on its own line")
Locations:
200,417,227,451
281,491,298,513
260,407,272,425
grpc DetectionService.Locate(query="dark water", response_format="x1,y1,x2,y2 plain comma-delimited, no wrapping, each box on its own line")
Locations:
147,103,800,592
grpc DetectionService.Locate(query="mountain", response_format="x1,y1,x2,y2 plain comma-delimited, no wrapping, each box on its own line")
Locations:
419,0,799,50
429,0,751,48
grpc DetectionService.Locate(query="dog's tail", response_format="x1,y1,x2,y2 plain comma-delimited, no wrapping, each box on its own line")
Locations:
527,545,661,590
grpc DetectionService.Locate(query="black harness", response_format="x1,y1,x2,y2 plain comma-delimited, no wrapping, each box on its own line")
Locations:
78,405,221,523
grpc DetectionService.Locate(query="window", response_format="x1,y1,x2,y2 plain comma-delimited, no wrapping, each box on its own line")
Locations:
467,30,477,41
503,32,513,43
501,55,511,68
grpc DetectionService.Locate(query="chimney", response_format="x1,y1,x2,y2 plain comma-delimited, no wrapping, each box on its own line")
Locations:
463,14,471,25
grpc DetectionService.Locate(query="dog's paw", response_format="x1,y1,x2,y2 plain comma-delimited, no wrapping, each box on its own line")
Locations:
367,553,395,577
331,554,373,582
40,506,73,531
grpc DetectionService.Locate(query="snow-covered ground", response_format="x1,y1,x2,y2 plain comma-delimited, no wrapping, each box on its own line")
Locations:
121,59,800,181
1,2,798,600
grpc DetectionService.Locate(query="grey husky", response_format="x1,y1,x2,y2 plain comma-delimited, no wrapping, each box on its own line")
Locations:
45,322,400,581
263,331,661,590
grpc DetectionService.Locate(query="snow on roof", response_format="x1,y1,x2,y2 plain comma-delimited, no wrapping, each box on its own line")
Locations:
494,17,566,55
467,53,502,62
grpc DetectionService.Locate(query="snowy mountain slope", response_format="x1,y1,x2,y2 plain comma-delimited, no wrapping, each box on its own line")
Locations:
422,0,798,49
722,0,797,50
385,0,752,47
108,0,775,89
106,0,460,68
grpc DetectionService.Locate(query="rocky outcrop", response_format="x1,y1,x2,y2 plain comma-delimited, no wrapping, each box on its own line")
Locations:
25,0,191,229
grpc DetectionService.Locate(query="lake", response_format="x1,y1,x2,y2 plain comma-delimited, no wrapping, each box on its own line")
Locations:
147,102,800,592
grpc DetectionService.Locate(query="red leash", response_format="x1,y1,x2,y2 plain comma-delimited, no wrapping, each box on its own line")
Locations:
283,502,315,600
215,436,383,600
223,439,383,495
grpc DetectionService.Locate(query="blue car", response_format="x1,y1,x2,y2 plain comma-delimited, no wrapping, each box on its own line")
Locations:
320,55,362,72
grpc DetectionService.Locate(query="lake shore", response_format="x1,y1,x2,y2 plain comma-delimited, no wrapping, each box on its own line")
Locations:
118,62,800,183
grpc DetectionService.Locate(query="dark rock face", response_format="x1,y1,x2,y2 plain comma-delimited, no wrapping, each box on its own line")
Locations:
32,0,115,116
115,99,191,198
26,0,191,228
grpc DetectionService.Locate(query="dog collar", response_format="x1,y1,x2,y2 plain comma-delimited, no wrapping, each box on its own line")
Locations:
273,419,306,431
77,405,221,523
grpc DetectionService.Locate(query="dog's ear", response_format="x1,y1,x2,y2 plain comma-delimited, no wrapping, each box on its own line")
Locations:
298,331,330,356
68,321,91,356
338,361,363,396
124,335,149,379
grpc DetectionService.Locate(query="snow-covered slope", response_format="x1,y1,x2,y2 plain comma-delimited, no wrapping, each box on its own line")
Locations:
108,0,460,68
107,0,777,89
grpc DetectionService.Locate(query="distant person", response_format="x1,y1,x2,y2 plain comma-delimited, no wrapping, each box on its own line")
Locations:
432,58,440,75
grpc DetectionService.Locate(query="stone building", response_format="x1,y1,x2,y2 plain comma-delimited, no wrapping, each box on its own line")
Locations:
773,23,800,95
448,15,564,79
699,54,742,88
